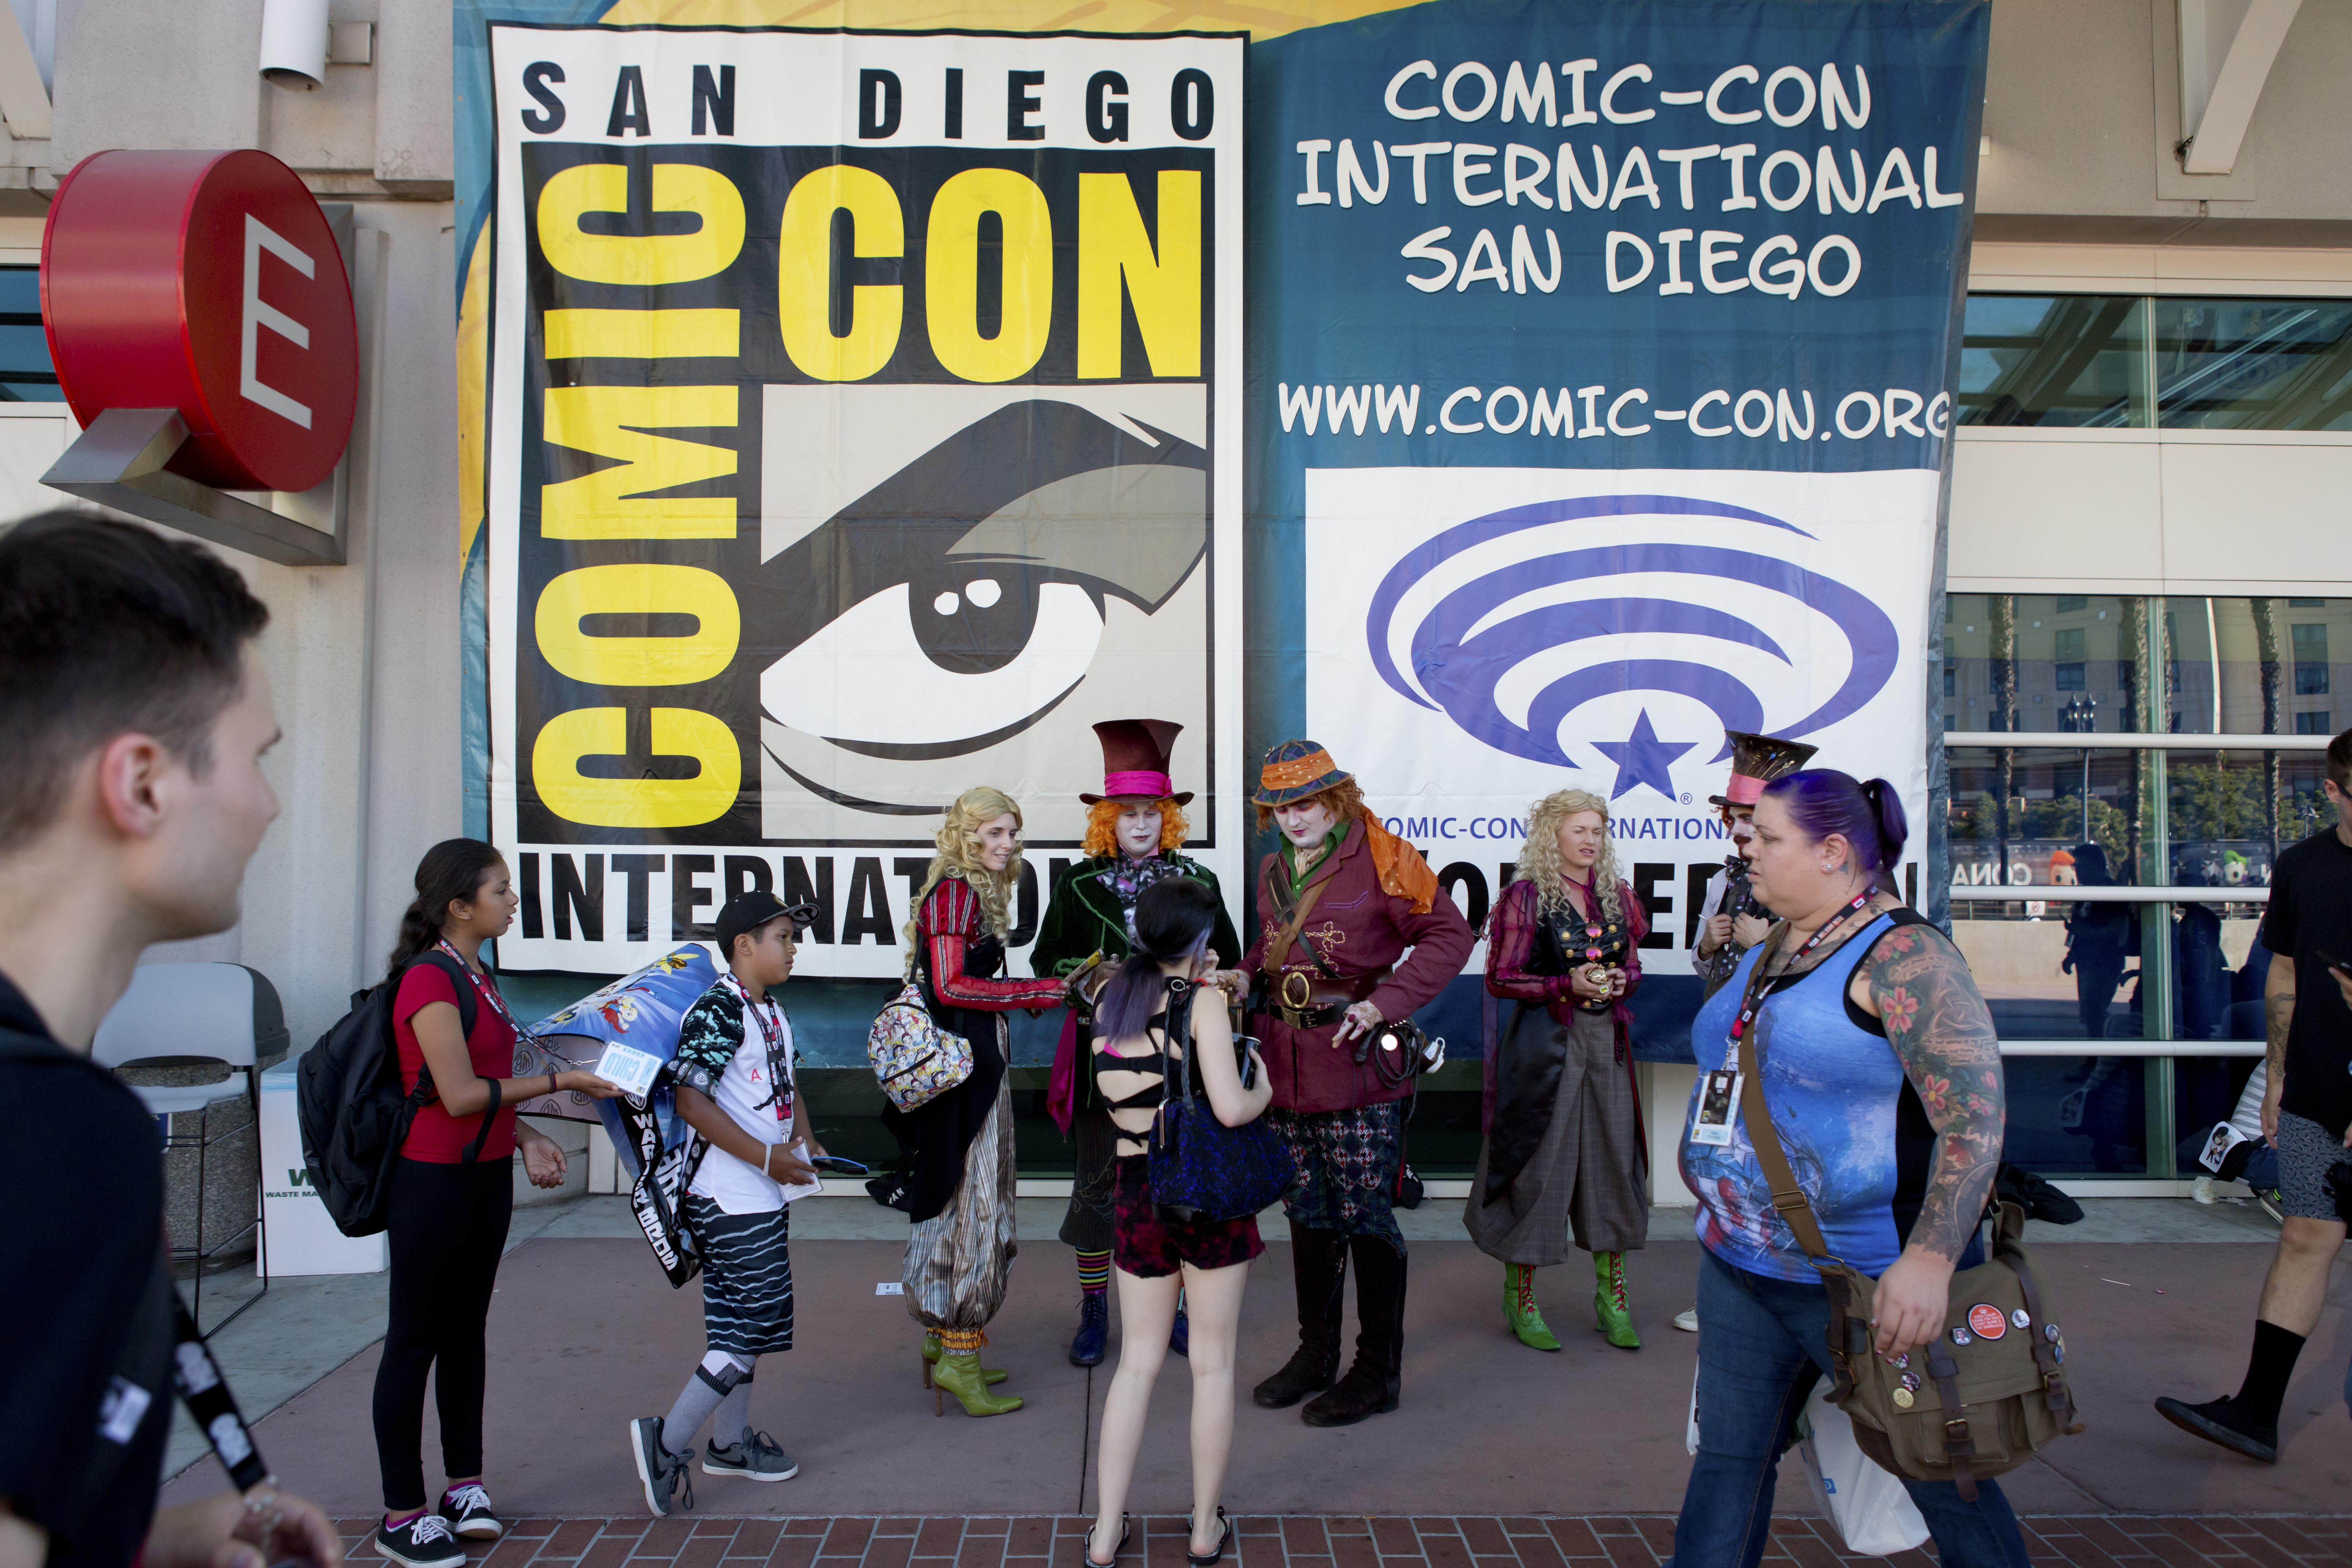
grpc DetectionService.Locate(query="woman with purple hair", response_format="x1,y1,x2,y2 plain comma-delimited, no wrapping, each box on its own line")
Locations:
1082,877,1272,1568
1670,770,2026,1568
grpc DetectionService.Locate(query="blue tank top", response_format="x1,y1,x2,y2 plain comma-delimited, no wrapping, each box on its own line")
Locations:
1681,912,1931,1282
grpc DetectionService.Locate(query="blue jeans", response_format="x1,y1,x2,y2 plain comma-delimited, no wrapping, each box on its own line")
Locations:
1667,1248,2031,1568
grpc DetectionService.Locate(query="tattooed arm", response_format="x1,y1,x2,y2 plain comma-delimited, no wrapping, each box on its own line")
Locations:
2261,953,2295,1143
1847,920,2005,1354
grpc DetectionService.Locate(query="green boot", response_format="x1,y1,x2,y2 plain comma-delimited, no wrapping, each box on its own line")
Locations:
932,1349,1024,1417
1502,1263,1561,1351
922,1332,1007,1386
1593,1251,1640,1350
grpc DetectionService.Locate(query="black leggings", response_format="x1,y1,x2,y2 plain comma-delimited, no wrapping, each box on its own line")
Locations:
372,1156,512,1511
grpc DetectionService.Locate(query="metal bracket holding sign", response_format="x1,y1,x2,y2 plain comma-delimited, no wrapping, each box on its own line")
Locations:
37,150,360,566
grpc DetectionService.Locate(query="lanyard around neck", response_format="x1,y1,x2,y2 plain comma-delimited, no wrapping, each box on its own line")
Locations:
721,972,792,1112
1725,891,1873,1051
437,940,518,1033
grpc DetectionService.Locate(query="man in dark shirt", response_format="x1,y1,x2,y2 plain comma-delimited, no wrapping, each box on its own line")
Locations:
2156,726,2352,1463
0,514,341,1568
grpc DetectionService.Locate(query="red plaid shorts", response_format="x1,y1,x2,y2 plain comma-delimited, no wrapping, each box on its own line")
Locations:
1110,1157,1266,1278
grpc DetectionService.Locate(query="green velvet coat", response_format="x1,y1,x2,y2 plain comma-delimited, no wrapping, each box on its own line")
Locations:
1029,852,1243,979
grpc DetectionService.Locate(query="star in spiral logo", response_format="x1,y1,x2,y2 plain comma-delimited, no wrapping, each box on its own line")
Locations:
1592,709,1695,802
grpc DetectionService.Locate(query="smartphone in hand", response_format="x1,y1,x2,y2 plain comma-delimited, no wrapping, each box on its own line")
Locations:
810,1154,870,1176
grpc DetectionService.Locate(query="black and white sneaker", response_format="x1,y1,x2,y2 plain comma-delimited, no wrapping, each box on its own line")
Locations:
440,1481,502,1539
374,1511,466,1567
703,1428,799,1481
628,1414,695,1516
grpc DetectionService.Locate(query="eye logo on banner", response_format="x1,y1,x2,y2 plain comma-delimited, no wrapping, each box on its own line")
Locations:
1361,494,1899,795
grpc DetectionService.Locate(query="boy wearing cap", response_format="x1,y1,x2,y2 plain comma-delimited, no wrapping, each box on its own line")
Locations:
629,891,824,1517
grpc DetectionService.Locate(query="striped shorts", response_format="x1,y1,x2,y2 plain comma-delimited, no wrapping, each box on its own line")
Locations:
685,1195,795,1356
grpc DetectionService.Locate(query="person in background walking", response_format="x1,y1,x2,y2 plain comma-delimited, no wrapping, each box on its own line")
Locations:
1083,879,1271,1568
0,512,343,1568
630,890,823,1517
372,839,621,1564
891,787,1074,1417
2156,726,2352,1463
1692,732,1817,996
1670,770,2026,1568
1469,788,1649,1352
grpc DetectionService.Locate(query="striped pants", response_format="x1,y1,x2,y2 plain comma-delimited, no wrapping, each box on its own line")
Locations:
684,1196,795,1356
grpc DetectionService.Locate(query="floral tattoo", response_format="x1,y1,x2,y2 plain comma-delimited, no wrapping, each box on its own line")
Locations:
1862,922,2004,1263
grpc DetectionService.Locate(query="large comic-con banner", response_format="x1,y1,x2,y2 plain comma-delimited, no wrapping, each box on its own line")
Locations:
470,20,1244,976
457,0,1986,1016
1252,0,1985,1053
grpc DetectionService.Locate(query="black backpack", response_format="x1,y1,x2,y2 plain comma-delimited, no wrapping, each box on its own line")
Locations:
297,951,482,1237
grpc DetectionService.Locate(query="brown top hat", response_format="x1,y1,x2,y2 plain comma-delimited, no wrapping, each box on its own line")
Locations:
1080,719,1193,805
1708,731,1820,808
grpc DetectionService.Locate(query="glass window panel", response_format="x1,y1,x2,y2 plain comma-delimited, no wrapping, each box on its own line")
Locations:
1958,294,2148,428
2152,297,2352,430
0,267,60,403
2002,1057,2148,1177
2297,710,2332,735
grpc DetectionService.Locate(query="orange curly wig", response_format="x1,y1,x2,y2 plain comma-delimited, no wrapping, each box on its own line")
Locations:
1082,797,1190,857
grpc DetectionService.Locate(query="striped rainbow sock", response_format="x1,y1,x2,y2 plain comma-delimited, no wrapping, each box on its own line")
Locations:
1076,1249,1111,1296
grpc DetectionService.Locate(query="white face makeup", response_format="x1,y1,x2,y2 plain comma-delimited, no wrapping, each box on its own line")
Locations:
1273,798,1336,848
1114,801,1163,858
976,812,1020,871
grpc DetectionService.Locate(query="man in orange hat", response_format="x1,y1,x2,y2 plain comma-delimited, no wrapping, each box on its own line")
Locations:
1240,740,1473,1428
1032,720,1239,1368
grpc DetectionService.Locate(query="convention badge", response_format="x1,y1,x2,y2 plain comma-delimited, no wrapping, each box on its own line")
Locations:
1950,1325,1972,1347
1892,1386,1914,1409
1966,1303,2009,1341
1690,1068,1741,1147
2011,1308,2031,1330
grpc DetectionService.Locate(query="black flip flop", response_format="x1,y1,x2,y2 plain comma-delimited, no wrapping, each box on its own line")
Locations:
1188,1508,1230,1567
1085,1515,1130,1567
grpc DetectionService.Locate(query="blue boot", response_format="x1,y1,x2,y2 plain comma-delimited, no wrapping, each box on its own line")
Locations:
1069,1292,1109,1367
1169,1300,1190,1359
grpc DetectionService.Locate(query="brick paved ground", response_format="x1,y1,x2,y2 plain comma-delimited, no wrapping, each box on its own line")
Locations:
333,1514,2352,1568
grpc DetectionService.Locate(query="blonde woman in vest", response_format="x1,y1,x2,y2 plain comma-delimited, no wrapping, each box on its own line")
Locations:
890,787,1073,1415
1468,789,1651,1350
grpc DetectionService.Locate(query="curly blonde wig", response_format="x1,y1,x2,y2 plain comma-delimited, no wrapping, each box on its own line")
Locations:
1081,797,1190,858
1515,789,1624,924
1251,777,1365,833
902,786,1025,973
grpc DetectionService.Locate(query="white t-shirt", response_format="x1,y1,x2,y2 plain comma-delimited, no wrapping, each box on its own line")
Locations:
671,978,813,1214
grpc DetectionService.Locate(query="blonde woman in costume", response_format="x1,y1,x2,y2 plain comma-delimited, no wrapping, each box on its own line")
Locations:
890,787,1071,1416
1467,789,1650,1350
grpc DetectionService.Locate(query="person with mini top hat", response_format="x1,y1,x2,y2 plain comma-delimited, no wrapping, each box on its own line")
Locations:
1032,720,1242,1370
1693,732,1818,996
1240,741,1474,1428
629,890,821,1518
1468,788,1651,1352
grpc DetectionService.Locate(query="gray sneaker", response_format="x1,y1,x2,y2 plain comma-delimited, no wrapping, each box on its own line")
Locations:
704,1428,799,1481
628,1415,694,1516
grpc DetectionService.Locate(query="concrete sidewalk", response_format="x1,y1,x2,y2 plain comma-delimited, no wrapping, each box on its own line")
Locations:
159,1196,2350,1523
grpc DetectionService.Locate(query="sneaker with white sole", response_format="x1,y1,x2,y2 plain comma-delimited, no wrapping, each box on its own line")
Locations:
1673,1309,1698,1333
439,1481,501,1539
2192,1175,2217,1205
703,1428,799,1481
628,1414,694,1517
374,1511,465,1568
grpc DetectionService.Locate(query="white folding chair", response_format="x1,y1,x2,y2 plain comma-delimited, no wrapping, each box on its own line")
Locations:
93,962,290,1336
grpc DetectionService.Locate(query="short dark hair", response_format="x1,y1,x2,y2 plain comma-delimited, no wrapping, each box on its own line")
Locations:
0,512,270,852
2330,727,2352,795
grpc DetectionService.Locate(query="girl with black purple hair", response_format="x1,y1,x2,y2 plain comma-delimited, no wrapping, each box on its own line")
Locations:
1671,770,2027,1568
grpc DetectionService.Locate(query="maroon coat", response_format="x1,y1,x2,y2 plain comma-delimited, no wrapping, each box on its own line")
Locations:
1241,817,1476,1113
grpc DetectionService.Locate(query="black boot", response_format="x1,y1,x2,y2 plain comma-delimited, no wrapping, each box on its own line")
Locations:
1252,1223,1349,1408
1302,1236,1405,1428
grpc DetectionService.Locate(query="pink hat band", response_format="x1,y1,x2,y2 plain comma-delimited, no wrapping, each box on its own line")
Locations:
1724,774,1767,806
1101,769,1174,798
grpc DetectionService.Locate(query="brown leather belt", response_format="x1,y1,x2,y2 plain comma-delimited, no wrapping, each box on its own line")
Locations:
1260,967,1386,1030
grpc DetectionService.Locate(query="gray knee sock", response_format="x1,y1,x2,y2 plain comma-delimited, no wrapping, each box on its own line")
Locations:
663,1351,752,1454
711,1369,755,1451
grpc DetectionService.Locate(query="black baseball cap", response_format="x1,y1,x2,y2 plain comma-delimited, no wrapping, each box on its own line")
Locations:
714,890,817,955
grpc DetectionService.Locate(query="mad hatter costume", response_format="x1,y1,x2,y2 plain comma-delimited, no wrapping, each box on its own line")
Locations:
1031,720,1240,1367
1241,741,1473,1428
1693,732,1818,993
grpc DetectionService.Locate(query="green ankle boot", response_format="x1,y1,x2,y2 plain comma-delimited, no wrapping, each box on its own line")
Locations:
922,1332,1007,1386
1593,1251,1640,1349
932,1349,1024,1417
1502,1263,1561,1351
